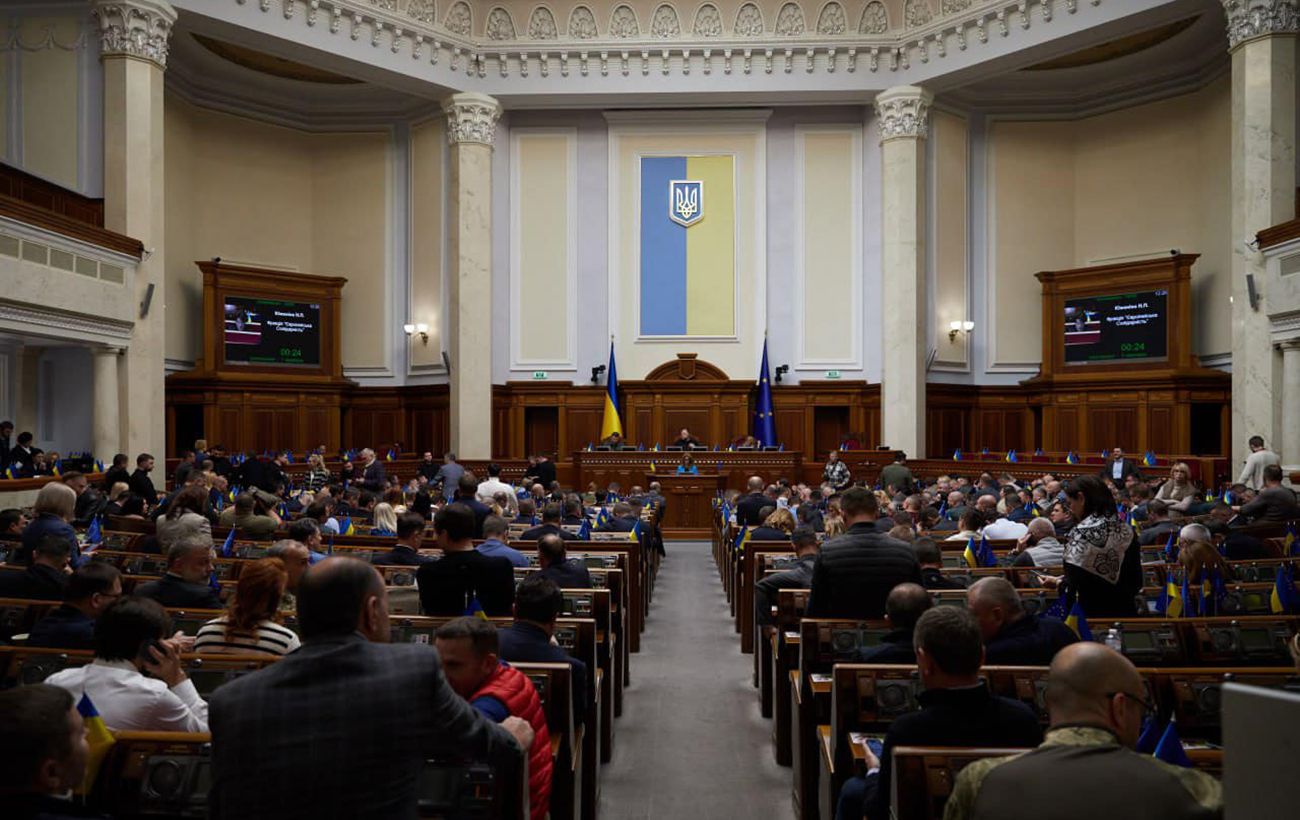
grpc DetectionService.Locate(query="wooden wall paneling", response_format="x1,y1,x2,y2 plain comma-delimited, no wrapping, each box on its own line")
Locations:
1148,405,1175,456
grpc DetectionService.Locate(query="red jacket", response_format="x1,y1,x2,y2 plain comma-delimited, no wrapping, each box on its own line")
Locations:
473,663,552,820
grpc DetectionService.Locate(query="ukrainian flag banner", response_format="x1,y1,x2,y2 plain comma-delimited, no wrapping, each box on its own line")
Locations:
77,694,115,795
639,156,735,336
1064,600,1093,641
600,340,623,441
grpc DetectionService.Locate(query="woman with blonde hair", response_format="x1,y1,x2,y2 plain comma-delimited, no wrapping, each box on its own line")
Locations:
194,558,300,656
750,508,797,541
370,502,399,536
17,481,79,565
1155,462,1199,508
303,453,331,492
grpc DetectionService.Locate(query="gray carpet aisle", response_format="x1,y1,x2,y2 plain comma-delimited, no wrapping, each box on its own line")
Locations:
597,540,796,820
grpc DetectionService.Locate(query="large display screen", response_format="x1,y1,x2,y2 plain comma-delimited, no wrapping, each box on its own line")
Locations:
1063,289,1167,364
223,296,321,367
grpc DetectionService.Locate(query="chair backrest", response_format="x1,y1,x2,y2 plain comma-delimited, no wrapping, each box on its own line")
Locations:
799,618,891,677
514,661,574,746
91,731,213,819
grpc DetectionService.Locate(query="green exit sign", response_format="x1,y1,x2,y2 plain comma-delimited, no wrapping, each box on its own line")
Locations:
825,370,841,380
531,371,548,380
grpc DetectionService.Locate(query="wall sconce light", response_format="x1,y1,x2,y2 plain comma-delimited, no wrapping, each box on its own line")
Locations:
775,364,790,383
948,320,974,343
591,364,607,383
403,323,429,344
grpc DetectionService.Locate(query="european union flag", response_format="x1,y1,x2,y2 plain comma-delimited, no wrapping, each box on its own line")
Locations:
221,528,235,558
1064,600,1093,641
1153,718,1193,768
752,338,776,447
1005,450,1018,463
978,534,997,568
1136,716,1161,754
1164,530,1179,563
577,517,591,540
86,515,102,546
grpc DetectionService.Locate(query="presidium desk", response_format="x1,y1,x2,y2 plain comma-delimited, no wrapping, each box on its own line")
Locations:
572,450,802,539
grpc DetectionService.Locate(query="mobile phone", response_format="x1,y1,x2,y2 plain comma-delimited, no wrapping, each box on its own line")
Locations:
137,639,166,667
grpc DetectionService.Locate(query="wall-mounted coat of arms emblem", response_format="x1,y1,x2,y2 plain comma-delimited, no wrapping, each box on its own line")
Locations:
668,179,704,227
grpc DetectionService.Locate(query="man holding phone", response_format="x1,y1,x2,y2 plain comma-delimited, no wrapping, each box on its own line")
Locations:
45,596,208,733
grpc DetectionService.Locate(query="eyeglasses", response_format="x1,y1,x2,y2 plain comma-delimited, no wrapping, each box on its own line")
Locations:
1107,690,1156,720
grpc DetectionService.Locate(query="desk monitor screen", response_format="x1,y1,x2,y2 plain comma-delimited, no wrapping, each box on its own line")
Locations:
1062,289,1167,364
223,296,321,367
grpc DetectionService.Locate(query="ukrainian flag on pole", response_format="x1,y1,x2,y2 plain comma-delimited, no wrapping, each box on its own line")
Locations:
600,340,623,441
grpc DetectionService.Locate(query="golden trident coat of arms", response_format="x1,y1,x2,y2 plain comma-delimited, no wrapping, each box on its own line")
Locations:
668,179,704,227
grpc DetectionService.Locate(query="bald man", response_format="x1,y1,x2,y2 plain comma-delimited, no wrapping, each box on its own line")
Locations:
943,643,1222,820
1010,517,1064,568
852,582,932,664
968,577,1076,666
736,476,769,526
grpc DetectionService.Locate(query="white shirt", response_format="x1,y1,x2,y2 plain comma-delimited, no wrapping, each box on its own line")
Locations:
981,518,1029,540
1111,460,1125,480
1237,449,1281,490
45,658,209,733
476,477,517,509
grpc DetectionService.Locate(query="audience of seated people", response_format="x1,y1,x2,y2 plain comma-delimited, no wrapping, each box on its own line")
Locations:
193,558,300,656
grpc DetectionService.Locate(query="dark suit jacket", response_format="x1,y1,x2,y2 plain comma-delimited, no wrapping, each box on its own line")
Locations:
595,516,637,534
1240,486,1300,522
416,550,515,616
806,523,923,620
16,514,79,566
748,526,791,541
459,497,492,538
735,493,769,527
538,559,593,589
532,460,557,488
27,603,95,649
861,684,1043,820
921,566,967,590
134,573,222,610
522,523,579,541
0,563,67,601
1138,520,1179,546
358,460,387,493
852,629,917,664
754,554,816,626
984,614,1078,666
1100,458,1141,482
103,465,130,492
209,633,523,820
0,792,108,819
128,468,157,504
497,621,588,728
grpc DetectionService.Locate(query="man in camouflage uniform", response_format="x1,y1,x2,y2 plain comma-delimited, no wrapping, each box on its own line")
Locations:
943,642,1222,820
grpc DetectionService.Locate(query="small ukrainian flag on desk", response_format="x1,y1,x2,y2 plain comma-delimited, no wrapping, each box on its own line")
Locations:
76,694,115,795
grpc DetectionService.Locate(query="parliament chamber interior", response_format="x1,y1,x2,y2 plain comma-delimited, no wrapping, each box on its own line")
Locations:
2,0,1300,819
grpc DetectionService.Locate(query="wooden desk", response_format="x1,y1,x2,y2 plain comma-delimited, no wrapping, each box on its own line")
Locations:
573,450,801,496
646,472,726,539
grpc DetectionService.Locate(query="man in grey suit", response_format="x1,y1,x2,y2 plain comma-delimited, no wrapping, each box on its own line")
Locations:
208,558,532,820
434,451,465,502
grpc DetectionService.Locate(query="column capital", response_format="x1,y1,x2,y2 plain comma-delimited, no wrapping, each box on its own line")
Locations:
91,0,178,69
1223,0,1299,51
873,85,934,143
442,92,503,147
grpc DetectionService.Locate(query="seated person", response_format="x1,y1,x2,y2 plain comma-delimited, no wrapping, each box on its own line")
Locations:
945,643,1222,820
945,508,986,542
522,503,580,541
133,536,222,609
836,606,1043,820
676,454,700,475
671,428,700,449
982,510,1029,541
596,501,639,533
369,502,398,537
0,534,71,600
27,562,123,651
417,504,515,616
1137,499,1179,546
749,508,796,541
45,596,208,732
218,492,280,540
599,431,624,448
1176,526,1235,585
0,507,27,542
914,537,966,590
478,515,529,568
286,517,327,561
1048,499,1077,537
155,485,213,551
498,575,589,728
852,582,932,664
1011,517,1065,568
16,482,79,567
1237,463,1300,522
0,684,102,820
514,497,537,525
536,533,593,589
561,499,586,527
372,512,435,566
968,577,1076,666
265,539,311,611
435,617,552,820
754,526,819,626
194,558,301,656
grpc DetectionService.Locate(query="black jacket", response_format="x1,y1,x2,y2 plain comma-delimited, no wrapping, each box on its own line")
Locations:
595,516,637,534
921,566,967,590
134,573,222,610
754,554,816,626
806,522,923,620
129,468,157,505
417,550,515,616
103,465,130,492
73,488,106,527
531,460,557,488
358,460,387,493
458,497,493,539
371,546,434,566
851,628,916,664
521,523,579,541
538,559,593,589
0,563,67,601
26,604,95,650
860,684,1043,820
748,526,790,541
736,493,769,527
984,614,1078,666
0,793,109,820
497,621,588,728
1100,458,1142,482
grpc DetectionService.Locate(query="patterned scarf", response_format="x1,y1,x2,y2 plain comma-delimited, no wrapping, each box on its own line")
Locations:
1064,513,1133,584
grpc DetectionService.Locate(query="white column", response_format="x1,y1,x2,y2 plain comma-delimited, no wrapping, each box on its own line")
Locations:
93,0,175,461
14,346,41,438
1280,341,1300,471
1224,0,1297,466
874,85,932,457
443,92,502,460
92,347,121,463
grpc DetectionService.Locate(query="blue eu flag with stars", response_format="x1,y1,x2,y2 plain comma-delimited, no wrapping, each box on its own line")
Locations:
752,338,776,447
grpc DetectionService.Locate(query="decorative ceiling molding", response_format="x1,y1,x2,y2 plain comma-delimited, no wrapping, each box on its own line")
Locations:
221,0,1121,79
